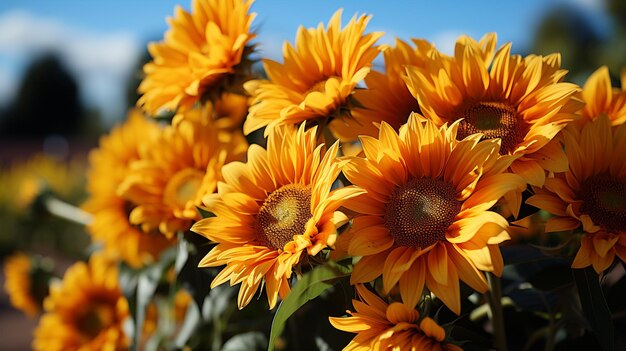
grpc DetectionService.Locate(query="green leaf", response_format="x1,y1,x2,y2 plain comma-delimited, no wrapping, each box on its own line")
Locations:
267,262,351,351
573,267,615,351
196,206,216,219
222,332,267,351
174,298,201,348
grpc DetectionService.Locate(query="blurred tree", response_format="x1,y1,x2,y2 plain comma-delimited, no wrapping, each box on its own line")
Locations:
0,54,85,138
531,5,604,83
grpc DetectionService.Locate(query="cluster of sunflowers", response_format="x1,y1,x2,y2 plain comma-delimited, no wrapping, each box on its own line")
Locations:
4,0,626,350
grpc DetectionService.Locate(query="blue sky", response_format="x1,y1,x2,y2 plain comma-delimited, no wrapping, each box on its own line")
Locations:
0,0,608,124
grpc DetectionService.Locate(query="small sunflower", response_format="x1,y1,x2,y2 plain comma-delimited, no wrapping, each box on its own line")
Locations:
0,154,84,213
33,255,130,351
405,33,582,187
191,124,364,309
329,284,462,351
339,38,434,141
83,110,175,268
243,10,383,138
3,253,49,317
172,92,249,132
527,115,626,273
580,66,626,126
343,115,526,314
138,0,257,115
119,106,247,238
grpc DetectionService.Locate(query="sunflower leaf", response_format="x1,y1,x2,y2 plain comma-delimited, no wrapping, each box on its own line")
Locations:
267,262,352,351
573,267,615,351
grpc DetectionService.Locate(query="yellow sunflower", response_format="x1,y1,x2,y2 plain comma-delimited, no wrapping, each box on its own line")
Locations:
83,110,175,268
172,92,249,132
138,0,257,115
405,33,582,187
191,124,364,309
580,66,626,126
33,255,130,351
0,154,84,213
343,115,526,314
243,10,383,138
3,253,45,317
527,115,626,273
339,38,434,141
119,105,247,238
329,284,462,351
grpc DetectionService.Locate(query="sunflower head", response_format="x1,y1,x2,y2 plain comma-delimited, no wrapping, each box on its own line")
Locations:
83,110,175,268
3,253,52,317
343,114,525,314
405,33,583,187
243,9,383,138
138,0,257,116
338,38,434,141
192,123,364,309
329,284,462,351
527,115,626,273
580,65,626,126
119,105,247,238
33,254,130,351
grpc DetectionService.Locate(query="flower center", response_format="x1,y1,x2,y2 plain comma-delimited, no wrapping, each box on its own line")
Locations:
457,101,523,155
579,174,626,233
385,178,461,248
76,303,115,338
255,184,312,250
164,168,204,209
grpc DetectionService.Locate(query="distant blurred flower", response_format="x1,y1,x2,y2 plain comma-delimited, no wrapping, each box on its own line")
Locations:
119,106,246,238
343,116,525,314
33,254,130,351
243,10,383,139
83,110,175,268
192,124,363,309
329,284,462,351
405,33,583,189
527,115,626,273
138,0,257,115
0,154,84,213
3,252,51,317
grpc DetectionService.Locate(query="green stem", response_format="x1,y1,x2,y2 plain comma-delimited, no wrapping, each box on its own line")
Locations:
486,272,507,351
44,196,93,225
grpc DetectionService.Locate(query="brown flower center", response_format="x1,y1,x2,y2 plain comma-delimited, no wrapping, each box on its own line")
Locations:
385,178,462,248
579,174,626,233
255,184,312,250
457,101,524,155
76,302,115,338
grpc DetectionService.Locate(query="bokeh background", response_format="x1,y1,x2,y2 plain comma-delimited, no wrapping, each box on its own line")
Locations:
0,0,624,349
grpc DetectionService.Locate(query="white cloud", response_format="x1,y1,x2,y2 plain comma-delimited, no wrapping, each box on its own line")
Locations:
0,10,142,123
430,30,464,56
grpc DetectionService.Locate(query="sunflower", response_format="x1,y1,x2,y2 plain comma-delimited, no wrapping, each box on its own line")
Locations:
243,10,383,138
83,110,175,268
138,0,257,115
337,38,434,141
329,284,462,351
172,92,249,132
3,253,49,317
580,66,626,126
33,255,130,351
404,33,582,187
343,115,526,314
527,115,626,273
119,105,247,238
191,124,364,309
0,154,84,213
